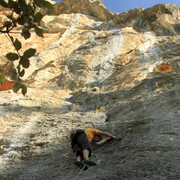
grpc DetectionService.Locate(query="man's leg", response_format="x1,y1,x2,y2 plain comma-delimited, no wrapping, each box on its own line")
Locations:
83,149,89,160
76,154,82,161
74,151,88,170
76,133,96,166
83,149,96,166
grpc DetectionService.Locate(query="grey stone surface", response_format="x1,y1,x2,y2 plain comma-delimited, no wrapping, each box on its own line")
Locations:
0,0,180,180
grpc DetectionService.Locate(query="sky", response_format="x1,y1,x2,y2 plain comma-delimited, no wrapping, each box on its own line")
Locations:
54,0,180,13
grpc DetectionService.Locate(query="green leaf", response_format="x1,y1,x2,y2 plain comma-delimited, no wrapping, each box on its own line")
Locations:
24,16,32,24
14,39,22,51
23,48,36,58
6,53,19,61
13,83,27,95
19,69,25,77
8,0,15,9
18,0,27,9
17,16,25,25
3,21,12,28
42,0,54,9
13,4,21,14
36,0,54,9
0,74,5,84
0,0,8,8
21,28,31,39
33,12,43,23
34,26,43,37
27,4,33,14
20,56,30,68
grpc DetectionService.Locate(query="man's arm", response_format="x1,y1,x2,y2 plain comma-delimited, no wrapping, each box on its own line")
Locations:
94,137,111,145
98,130,116,139
93,130,116,146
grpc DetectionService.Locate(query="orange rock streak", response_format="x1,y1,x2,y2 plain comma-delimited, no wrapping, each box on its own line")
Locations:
0,81,16,91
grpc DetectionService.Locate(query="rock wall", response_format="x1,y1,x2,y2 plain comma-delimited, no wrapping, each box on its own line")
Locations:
0,0,180,179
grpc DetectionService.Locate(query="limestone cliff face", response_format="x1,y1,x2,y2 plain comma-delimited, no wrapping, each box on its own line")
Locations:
0,0,180,179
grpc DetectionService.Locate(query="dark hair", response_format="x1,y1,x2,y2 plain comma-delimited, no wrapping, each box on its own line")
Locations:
93,134,102,142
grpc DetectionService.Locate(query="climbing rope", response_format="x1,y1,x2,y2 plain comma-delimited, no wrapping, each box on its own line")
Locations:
92,154,98,161
74,164,86,180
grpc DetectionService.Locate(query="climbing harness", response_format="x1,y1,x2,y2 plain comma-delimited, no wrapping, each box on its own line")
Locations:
74,164,87,180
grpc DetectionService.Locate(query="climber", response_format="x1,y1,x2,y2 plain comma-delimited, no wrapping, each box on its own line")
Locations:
70,128,116,170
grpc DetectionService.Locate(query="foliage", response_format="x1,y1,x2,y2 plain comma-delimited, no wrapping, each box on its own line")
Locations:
0,0,54,95
0,74,5,84
95,106,106,113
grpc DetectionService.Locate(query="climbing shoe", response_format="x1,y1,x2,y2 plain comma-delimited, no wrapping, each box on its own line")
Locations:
74,161,88,170
83,159,96,166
